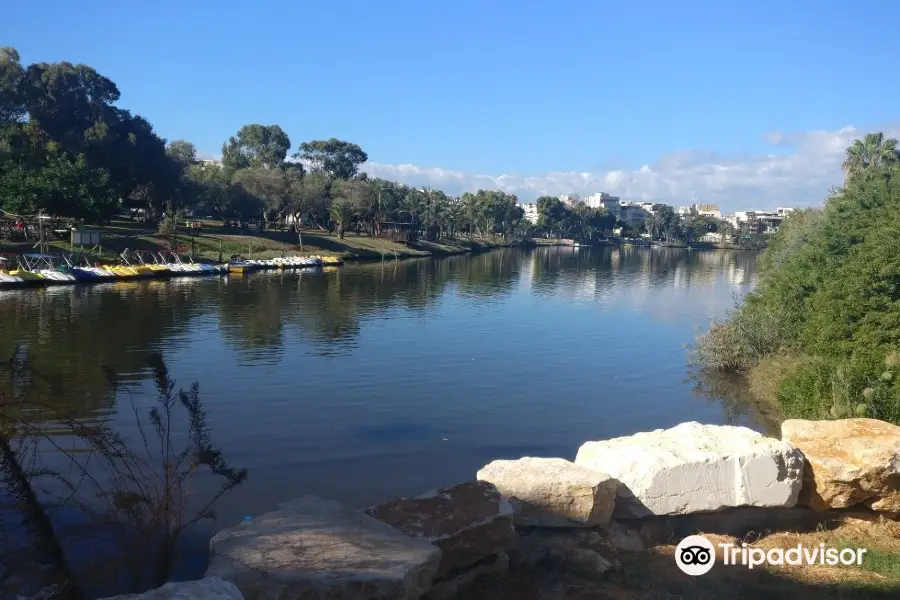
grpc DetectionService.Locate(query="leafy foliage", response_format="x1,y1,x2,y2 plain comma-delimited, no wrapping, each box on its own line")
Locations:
694,132,900,424
0,46,536,240
296,138,368,180
221,124,290,170
535,196,614,241
0,47,182,222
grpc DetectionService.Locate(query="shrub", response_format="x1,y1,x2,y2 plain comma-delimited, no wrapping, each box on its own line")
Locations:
693,134,900,424
692,300,791,372
774,350,900,424
0,349,247,598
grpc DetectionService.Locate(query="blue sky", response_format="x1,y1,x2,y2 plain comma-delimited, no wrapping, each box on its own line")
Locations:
4,0,899,209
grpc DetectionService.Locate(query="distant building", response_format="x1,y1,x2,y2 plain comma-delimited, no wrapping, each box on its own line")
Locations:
677,203,722,219
584,192,620,209
696,203,722,219
521,203,539,224
617,202,652,226
558,193,580,206
732,210,785,234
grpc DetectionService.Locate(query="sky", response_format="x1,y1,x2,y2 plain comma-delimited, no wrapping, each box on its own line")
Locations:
4,0,899,211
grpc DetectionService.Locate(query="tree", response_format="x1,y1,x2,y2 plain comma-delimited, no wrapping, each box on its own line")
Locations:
165,140,197,167
535,196,569,238
288,170,331,230
682,214,720,243
187,162,231,216
0,153,118,222
20,60,120,149
329,198,355,239
295,138,368,180
842,133,899,180
333,179,375,234
229,168,289,225
1,50,179,221
399,188,425,231
652,205,681,242
0,47,25,128
221,124,290,170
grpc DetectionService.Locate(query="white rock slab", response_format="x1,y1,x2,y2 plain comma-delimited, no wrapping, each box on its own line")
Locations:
99,577,243,600
574,422,804,517
206,496,441,600
476,457,617,526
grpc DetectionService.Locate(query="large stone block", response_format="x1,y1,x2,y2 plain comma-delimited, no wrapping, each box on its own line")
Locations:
365,481,514,579
782,418,900,511
574,422,804,517
99,577,243,600
206,496,441,600
476,457,617,527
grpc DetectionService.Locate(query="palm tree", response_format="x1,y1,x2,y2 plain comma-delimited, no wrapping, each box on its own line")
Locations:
398,189,425,232
842,133,900,179
329,198,355,239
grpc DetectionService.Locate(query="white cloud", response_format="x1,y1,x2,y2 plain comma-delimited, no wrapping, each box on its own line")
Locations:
363,124,900,212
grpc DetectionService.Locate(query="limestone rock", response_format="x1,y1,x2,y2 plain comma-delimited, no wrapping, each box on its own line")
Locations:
575,422,804,517
598,521,644,552
568,549,613,579
366,481,513,579
99,578,243,600
476,457,617,527
506,529,580,570
422,553,509,600
206,496,441,600
781,418,900,511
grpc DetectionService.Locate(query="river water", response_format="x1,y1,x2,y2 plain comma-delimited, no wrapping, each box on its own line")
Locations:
0,246,763,548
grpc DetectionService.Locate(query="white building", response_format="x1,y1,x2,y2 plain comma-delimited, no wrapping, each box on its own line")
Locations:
732,210,785,234
677,203,722,219
558,193,580,206
617,202,652,226
584,192,620,209
520,203,539,224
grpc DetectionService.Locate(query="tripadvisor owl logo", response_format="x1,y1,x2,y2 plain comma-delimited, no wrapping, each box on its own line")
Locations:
675,534,869,576
675,535,716,575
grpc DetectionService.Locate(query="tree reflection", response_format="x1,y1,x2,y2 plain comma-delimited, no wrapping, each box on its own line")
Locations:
0,247,762,422
690,369,782,435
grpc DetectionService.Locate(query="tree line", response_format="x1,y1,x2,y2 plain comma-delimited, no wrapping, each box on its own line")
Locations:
0,46,753,246
533,195,732,243
0,48,538,241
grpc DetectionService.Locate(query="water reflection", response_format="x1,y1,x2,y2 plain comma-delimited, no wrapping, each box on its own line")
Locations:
1,247,765,522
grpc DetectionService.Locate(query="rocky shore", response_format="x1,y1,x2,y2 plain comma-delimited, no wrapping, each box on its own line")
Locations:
104,418,900,600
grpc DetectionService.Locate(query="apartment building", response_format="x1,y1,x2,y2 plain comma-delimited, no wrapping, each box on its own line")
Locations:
584,192,621,209
521,203,539,224
558,193,580,206
677,203,722,218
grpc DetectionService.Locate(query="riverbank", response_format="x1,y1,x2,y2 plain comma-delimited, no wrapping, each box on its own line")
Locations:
110,418,900,600
0,219,539,265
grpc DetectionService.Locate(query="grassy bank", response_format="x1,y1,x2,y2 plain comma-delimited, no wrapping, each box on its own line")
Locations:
462,518,900,599
0,219,529,264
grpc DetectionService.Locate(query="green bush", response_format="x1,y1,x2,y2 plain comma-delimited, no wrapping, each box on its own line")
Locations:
693,301,791,372
776,350,900,424
694,133,900,423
